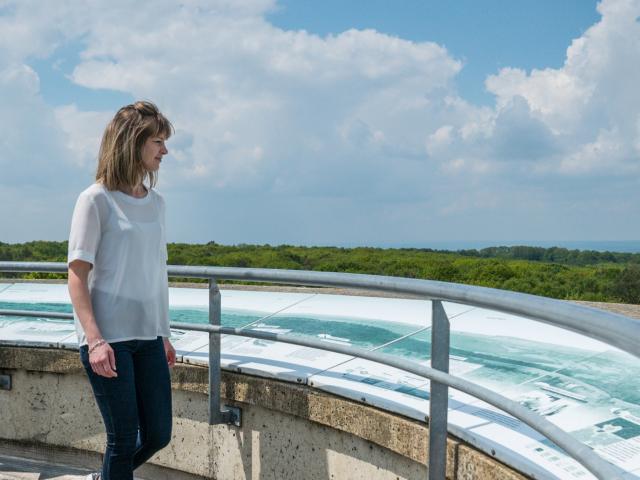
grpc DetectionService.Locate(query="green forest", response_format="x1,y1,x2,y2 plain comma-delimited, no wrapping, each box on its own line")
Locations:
1,241,639,304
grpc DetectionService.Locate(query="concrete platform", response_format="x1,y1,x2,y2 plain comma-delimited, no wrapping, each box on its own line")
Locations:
0,451,92,479
0,442,190,480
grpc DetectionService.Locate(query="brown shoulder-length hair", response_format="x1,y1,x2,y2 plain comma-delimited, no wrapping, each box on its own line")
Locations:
95,101,173,190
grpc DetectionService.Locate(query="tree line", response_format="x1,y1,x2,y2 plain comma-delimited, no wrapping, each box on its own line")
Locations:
1,240,638,304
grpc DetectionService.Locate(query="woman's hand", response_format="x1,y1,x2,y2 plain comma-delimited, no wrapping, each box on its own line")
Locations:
89,342,118,378
163,337,176,368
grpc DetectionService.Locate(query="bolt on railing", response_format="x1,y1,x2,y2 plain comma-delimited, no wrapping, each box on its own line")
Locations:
1,261,638,480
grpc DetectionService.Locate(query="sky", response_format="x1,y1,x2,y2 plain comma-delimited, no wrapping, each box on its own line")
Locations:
1,0,639,248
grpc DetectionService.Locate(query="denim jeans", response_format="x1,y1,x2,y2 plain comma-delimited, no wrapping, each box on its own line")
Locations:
80,336,172,480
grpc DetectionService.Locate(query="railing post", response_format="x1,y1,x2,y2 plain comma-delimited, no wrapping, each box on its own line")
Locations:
208,278,224,424
428,300,450,480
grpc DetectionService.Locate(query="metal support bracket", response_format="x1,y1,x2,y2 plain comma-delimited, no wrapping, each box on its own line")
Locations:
0,373,11,390
221,405,242,427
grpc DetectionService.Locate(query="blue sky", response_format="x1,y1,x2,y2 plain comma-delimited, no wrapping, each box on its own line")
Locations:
30,43,135,111
1,0,639,247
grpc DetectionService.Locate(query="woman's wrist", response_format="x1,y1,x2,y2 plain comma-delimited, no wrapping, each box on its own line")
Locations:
88,338,106,354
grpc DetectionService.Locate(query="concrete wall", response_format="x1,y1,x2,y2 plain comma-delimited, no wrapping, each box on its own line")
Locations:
0,345,529,480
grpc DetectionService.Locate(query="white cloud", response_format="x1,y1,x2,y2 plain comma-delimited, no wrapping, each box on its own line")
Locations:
477,0,640,175
426,125,454,157
54,105,111,168
486,67,594,133
0,62,71,187
63,4,464,197
559,128,632,174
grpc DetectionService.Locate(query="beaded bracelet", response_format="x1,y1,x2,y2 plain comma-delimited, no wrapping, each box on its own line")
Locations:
88,339,106,354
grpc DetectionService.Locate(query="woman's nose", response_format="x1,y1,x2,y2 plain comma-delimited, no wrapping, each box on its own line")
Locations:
161,145,168,155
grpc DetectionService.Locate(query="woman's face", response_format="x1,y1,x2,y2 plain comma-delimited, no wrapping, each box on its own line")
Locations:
141,134,168,172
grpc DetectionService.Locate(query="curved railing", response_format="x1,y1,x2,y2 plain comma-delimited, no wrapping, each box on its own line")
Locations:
1,261,638,480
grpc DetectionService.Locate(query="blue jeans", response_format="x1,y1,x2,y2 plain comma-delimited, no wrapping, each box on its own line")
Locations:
80,336,172,480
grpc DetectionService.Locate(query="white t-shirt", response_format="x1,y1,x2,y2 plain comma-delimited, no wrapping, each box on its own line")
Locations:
67,183,170,346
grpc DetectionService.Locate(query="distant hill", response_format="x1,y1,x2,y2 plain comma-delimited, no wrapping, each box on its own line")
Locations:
1,240,639,304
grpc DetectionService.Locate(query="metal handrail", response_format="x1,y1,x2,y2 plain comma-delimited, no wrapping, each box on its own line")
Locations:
1,261,638,480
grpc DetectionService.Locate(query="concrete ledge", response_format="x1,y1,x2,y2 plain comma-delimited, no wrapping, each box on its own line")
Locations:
0,439,206,479
0,345,530,479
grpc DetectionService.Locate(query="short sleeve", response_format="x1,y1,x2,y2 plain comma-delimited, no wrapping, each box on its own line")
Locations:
68,193,101,266
159,195,168,262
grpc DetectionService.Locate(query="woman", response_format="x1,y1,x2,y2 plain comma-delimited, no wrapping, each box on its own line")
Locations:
67,101,177,480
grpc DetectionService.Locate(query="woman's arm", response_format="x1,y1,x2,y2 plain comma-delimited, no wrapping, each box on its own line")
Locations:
68,260,117,378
